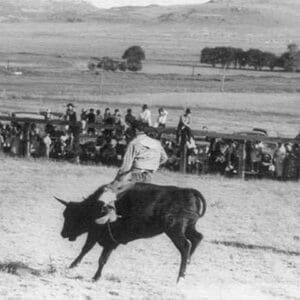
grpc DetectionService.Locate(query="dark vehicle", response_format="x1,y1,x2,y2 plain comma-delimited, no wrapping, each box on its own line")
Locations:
56,183,206,282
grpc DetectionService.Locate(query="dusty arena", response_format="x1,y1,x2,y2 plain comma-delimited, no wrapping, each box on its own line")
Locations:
0,156,299,299
1,0,300,299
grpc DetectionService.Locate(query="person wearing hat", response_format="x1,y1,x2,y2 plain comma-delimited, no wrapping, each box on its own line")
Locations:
65,103,77,123
176,108,192,144
95,120,168,224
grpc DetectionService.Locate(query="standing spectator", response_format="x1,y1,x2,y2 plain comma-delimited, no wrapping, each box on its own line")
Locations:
250,141,263,173
125,108,136,127
104,108,111,122
176,108,192,144
139,104,152,127
113,109,120,121
43,133,52,159
87,108,96,135
273,143,286,180
95,109,103,124
103,108,115,138
65,103,77,139
65,103,77,123
80,108,88,134
80,108,88,121
155,107,168,128
283,143,297,180
294,143,300,180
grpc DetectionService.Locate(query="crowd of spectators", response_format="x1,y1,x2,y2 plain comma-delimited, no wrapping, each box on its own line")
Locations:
0,103,299,181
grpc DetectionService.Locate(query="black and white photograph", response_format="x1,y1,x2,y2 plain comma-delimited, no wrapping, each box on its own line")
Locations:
0,0,299,299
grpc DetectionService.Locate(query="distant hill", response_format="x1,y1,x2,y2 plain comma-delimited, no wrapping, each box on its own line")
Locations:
0,0,299,30
156,0,300,27
0,0,99,22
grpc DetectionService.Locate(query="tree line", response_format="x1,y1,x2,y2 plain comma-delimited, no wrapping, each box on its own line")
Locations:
200,44,299,72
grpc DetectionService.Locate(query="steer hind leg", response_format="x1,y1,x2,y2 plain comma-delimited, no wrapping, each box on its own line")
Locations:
185,225,203,263
70,233,96,268
166,223,192,283
92,246,114,281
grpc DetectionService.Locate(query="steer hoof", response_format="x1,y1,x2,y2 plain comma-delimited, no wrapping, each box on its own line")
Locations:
92,274,101,282
69,262,77,269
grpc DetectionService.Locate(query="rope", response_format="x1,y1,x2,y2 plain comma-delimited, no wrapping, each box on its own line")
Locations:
107,222,119,245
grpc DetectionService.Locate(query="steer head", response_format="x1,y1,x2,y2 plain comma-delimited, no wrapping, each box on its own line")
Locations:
55,195,105,242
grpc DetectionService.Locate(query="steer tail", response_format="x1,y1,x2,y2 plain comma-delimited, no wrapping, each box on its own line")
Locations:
192,190,207,218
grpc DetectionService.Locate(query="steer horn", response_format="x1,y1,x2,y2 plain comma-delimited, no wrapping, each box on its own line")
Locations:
54,196,68,206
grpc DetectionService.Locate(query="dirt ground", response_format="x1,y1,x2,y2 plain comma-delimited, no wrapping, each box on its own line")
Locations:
0,156,299,299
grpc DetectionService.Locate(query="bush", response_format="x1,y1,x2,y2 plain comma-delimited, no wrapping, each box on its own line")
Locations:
127,58,142,72
122,46,145,61
122,46,145,72
118,61,127,72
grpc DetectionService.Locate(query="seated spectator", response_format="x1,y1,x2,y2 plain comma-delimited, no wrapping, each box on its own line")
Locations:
155,107,168,129
100,137,118,166
250,141,263,173
139,104,152,127
114,113,125,139
225,140,238,175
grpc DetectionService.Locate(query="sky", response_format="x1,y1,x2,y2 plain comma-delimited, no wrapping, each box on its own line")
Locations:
88,0,209,9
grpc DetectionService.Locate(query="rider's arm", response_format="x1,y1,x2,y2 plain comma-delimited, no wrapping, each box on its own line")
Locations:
117,142,135,176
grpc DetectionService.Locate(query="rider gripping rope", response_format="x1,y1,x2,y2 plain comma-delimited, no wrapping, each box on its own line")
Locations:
96,120,168,224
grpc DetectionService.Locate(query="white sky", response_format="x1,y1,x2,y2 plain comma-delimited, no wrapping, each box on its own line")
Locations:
88,0,209,9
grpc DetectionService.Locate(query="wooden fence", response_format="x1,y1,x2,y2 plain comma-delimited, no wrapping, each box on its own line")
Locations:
0,114,298,179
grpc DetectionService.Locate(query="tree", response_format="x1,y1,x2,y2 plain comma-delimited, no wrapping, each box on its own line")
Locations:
122,46,145,72
261,52,278,71
281,43,299,72
214,47,235,68
200,47,217,67
231,48,245,69
246,49,264,70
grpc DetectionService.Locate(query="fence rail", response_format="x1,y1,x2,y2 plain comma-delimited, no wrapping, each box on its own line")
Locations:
0,114,299,179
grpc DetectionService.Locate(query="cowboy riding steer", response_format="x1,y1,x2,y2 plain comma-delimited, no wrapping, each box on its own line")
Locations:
56,183,206,282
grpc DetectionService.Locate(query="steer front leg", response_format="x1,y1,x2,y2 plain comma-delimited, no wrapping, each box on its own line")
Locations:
92,246,114,281
69,233,96,268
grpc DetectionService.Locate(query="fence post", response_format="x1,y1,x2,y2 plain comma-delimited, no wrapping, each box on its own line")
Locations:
179,131,187,174
73,122,81,164
238,140,246,179
180,144,187,174
24,122,30,158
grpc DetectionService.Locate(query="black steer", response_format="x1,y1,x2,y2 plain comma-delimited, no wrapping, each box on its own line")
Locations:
56,183,206,282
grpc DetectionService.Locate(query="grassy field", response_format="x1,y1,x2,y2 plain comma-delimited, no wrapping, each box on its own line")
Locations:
0,22,298,60
1,90,299,137
0,156,299,299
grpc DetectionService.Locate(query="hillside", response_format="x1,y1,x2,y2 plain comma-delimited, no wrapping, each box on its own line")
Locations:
0,0,99,22
156,0,300,28
0,0,299,29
